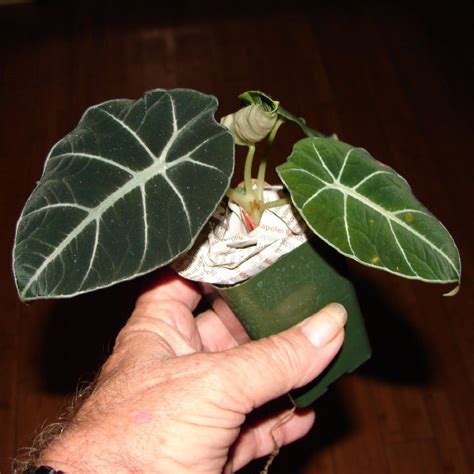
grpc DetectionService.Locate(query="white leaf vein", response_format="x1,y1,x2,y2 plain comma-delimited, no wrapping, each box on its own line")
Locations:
312,141,336,181
50,152,136,176
163,175,192,236
352,170,394,190
388,219,420,277
79,218,100,291
302,187,328,209
99,108,157,162
23,202,91,219
20,112,226,297
343,194,356,256
138,184,149,271
282,142,460,281
337,148,354,182
331,179,459,277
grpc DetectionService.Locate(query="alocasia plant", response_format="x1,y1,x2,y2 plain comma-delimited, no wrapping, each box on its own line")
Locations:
13,88,461,301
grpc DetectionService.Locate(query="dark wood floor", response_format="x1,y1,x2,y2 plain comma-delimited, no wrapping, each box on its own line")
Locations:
1,1,473,472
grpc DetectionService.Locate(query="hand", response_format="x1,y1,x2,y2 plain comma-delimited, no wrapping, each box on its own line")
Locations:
39,272,346,473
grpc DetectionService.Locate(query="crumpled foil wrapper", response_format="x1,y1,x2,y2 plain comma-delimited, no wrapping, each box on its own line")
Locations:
173,186,309,285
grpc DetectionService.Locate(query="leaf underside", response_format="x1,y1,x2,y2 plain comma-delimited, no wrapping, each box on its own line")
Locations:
277,137,461,285
14,89,234,300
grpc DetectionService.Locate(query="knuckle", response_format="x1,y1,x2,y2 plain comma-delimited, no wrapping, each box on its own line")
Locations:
264,333,304,371
134,299,192,331
258,333,313,388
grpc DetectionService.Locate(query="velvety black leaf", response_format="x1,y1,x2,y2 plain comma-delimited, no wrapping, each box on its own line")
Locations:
14,89,234,300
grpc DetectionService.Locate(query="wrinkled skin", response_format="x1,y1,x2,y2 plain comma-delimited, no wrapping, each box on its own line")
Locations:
40,272,345,473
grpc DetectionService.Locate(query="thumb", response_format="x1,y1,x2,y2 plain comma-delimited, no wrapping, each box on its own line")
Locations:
221,303,347,410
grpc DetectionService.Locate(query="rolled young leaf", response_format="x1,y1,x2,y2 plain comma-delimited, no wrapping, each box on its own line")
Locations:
277,137,461,287
14,89,234,301
238,90,279,113
238,90,325,138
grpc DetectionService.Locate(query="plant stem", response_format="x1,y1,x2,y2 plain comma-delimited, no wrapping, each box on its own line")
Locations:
226,188,249,211
228,121,286,226
263,197,290,210
277,105,327,138
256,118,284,200
244,144,256,196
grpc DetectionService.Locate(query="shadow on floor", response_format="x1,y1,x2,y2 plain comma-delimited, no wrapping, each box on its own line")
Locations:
38,276,145,394
352,271,434,386
239,386,353,473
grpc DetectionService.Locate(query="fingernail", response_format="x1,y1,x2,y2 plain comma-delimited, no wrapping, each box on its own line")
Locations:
300,303,347,348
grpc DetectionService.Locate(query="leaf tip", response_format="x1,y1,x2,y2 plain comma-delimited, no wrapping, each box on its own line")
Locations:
443,284,460,297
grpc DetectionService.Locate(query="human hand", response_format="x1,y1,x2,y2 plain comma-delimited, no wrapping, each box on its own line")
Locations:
39,272,346,473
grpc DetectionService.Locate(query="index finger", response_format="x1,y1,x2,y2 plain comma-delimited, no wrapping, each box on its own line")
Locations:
118,270,204,356
137,269,201,312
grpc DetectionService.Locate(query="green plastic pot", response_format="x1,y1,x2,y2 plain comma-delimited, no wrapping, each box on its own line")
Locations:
209,239,371,408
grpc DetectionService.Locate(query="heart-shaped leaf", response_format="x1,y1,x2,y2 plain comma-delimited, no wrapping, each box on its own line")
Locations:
277,137,461,287
14,89,234,301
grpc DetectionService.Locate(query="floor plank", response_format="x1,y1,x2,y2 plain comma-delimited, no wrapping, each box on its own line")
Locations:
385,439,444,474
1,2,472,473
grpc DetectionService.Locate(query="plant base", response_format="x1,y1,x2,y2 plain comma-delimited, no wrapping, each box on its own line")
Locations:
213,239,371,407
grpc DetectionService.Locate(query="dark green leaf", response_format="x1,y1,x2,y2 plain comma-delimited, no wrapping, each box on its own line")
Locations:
277,137,461,286
14,89,234,300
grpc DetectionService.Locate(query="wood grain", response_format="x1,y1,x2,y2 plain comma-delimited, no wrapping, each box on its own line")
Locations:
1,2,472,473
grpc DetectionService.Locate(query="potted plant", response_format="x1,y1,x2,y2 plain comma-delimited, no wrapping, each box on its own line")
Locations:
13,88,461,407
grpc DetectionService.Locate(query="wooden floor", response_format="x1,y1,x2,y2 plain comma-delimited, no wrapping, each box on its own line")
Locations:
1,1,473,472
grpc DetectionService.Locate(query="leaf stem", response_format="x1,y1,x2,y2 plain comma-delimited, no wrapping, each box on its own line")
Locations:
244,144,256,196
277,106,327,138
257,118,284,200
263,197,290,210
